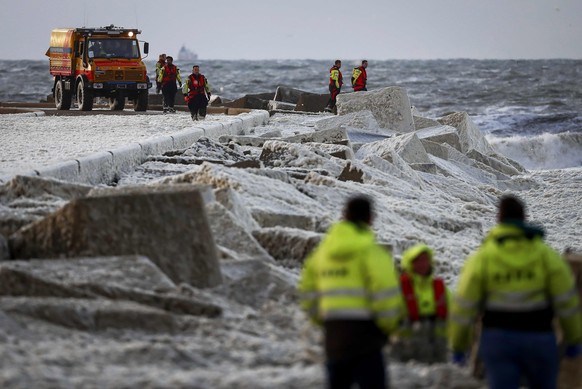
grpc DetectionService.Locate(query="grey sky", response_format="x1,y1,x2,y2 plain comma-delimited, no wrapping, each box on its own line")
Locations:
1,0,581,60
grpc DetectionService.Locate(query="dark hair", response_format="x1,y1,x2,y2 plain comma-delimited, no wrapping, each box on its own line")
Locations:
193,65,200,68
344,195,373,225
498,194,525,222
362,60,368,64
335,59,341,65
166,56,173,61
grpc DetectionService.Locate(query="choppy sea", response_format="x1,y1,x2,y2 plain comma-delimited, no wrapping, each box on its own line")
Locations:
1,59,581,169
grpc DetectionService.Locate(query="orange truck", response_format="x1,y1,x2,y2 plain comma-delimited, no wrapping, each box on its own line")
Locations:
46,25,151,111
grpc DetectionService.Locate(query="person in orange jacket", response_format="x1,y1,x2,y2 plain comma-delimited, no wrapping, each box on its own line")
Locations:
391,243,451,363
351,60,368,91
182,65,211,121
157,56,181,113
324,60,343,113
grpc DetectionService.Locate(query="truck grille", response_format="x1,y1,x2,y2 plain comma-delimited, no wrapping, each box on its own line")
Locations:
94,70,144,81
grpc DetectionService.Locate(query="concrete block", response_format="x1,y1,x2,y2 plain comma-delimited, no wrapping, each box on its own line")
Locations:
283,127,349,145
206,202,274,262
36,160,80,182
0,297,178,332
356,132,431,165
295,93,329,113
273,86,306,104
0,256,222,317
438,112,496,155
170,128,205,149
109,143,144,177
420,139,449,160
414,116,440,130
77,151,114,185
9,185,222,288
252,227,322,263
268,100,296,111
416,125,462,151
221,118,244,136
139,136,174,158
467,149,521,177
337,87,415,133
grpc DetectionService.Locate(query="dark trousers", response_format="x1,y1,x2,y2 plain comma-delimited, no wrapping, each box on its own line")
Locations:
479,329,559,389
162,83,177,108
187,94,209,117
327,85,341,109
326,350,387,389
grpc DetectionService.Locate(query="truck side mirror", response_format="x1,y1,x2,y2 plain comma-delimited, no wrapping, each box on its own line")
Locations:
143,42,149,55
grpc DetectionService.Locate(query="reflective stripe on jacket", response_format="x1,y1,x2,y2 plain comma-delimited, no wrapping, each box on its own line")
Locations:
329,66,343,89
449,222,582,352
298,220,402,335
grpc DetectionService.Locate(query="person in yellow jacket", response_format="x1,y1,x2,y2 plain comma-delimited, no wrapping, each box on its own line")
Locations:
324,60,343,113
449,194,582,389
391,243,451,364
298,195,402,389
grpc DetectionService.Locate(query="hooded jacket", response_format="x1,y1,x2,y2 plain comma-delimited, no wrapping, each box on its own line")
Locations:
449,221,582,352
398,244,450,338
299,220,402,360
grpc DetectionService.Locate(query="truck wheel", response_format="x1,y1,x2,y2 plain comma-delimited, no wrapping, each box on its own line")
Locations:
55,80,72,110
109,95,125,111
77,80,93,111
134,90,148,112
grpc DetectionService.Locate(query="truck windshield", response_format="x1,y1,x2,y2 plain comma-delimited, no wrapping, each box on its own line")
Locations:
88,39,140,59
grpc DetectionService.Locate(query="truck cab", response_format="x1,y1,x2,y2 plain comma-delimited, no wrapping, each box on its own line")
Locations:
47,25,152,111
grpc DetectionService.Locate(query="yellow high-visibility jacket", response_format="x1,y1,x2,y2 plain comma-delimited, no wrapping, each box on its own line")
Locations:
298,220,402,335
398,244,451,338
450,222,582,352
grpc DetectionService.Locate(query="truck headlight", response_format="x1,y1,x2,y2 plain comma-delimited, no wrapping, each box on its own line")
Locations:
93,83,104,89
137,83,147,89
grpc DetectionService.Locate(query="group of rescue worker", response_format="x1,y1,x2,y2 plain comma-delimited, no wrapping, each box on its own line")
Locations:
325,59,368,113
155,53,211,120
299,194,582,389
154,56,366,118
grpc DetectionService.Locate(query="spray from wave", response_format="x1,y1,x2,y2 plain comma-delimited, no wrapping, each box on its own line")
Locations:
487,132,582,170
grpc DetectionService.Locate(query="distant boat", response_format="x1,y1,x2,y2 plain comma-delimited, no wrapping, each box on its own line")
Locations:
177,45,198,62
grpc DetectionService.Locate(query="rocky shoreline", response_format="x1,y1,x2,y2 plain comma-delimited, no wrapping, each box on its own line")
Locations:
1,86,577,388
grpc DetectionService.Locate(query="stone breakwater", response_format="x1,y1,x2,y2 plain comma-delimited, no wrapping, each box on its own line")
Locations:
1,86,573,388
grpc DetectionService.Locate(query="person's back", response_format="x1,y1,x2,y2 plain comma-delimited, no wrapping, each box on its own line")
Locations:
450,195,582,389
299,195,402,389
352,60,368,91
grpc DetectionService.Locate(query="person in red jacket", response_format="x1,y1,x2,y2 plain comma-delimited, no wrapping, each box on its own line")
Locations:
182,65,211,121
352,60,368,91
157,56,182,113
324,60,343,113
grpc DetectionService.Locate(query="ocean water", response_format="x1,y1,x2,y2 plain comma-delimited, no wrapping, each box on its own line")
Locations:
1,59,581,168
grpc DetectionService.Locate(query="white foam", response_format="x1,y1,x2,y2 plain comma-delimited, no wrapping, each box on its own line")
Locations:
487,132,582,170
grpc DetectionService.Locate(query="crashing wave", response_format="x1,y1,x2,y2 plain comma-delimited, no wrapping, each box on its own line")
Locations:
487,132,582,170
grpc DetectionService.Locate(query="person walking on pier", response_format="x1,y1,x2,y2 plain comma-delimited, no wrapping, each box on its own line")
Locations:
157,56,181,113
182,65,211,121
